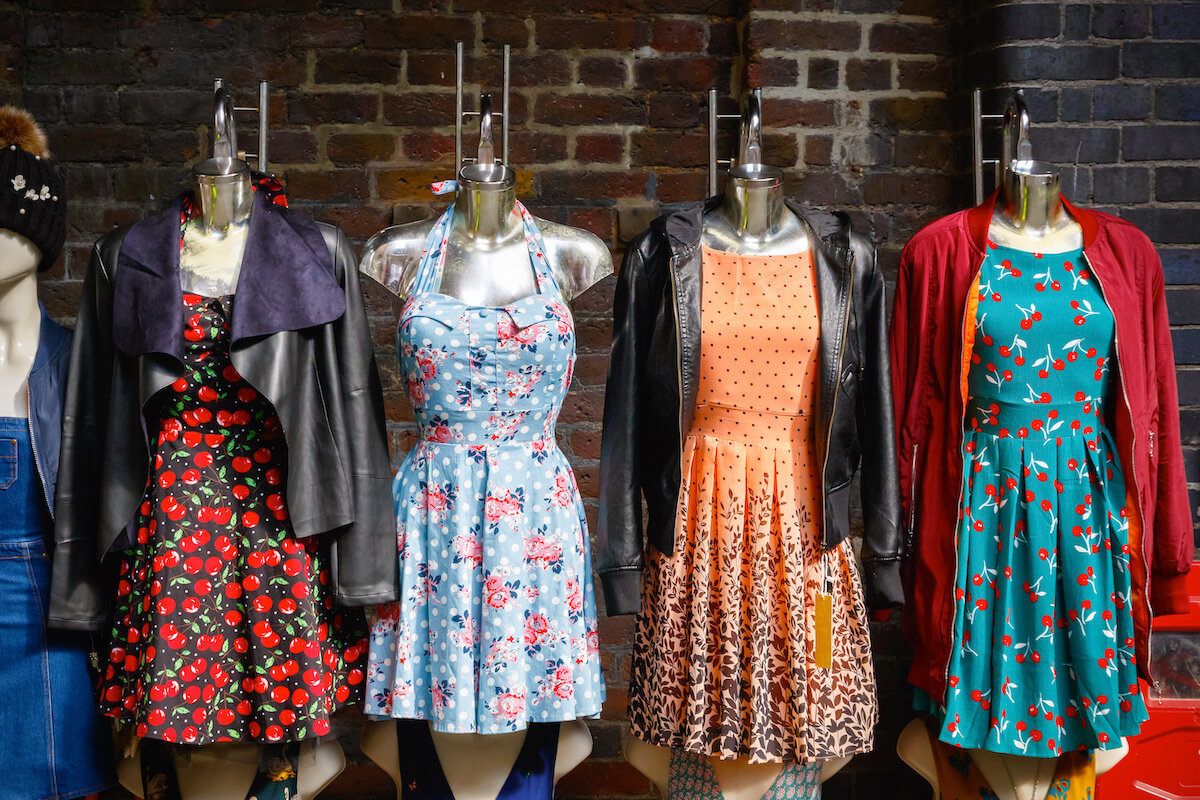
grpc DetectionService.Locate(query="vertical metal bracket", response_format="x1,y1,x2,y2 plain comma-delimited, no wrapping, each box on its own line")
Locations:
454,42,510,173
972,87,1032,205
707,87,764,196
213,78,270,173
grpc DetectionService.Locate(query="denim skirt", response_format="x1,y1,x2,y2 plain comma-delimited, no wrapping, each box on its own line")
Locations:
0,418,114,800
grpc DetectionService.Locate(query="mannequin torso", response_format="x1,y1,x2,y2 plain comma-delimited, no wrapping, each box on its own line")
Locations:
359,171,612,307
0,231,42,417
360,719,593,800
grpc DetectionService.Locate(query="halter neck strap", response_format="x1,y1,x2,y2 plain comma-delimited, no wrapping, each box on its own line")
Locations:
412,199,559,299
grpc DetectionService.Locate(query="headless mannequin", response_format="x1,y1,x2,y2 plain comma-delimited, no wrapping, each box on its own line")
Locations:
0,231,41,417
116,160,346,800
358,161,610,797
896,141,1128,800
623,166,849,798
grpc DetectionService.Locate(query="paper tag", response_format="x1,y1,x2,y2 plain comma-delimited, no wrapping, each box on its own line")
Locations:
814,592,833,669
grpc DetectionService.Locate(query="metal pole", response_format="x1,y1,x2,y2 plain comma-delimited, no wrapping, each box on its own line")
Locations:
972,88,983,206
708,88,718,197
455,41,464,174
258,80,269,174
502,44,510,165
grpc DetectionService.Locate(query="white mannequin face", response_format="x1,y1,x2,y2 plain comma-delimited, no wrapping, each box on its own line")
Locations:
0,229,40,282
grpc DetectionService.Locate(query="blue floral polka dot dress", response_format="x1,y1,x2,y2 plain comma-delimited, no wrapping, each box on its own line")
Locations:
922,242,1148,756
365,201,605,733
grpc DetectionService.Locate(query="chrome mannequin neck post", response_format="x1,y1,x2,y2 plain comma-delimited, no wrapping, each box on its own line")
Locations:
703,164,809,256
991,161,1082,252
193,162,253,238
452,162,521,245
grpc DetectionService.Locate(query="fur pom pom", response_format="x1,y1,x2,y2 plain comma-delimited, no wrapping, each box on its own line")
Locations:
0,106,49,158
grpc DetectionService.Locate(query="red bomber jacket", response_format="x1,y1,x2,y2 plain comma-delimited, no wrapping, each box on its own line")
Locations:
891,190,1195,703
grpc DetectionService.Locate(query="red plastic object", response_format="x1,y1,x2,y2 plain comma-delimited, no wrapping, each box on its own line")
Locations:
1097,562,1200,799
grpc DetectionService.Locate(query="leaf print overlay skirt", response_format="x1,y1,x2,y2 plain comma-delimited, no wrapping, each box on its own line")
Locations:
630,406,878,764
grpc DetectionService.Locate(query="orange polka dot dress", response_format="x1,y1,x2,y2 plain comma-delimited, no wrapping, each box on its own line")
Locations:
628,246,878,764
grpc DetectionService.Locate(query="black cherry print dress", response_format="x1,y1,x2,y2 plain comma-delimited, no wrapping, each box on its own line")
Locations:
96,201,368,745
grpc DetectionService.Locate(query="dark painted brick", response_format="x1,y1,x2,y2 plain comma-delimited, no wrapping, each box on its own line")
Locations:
1028,127,1119,163
846,58,890,91
1178,367,1200,401
1064,4,1091,40
1123,208,1200,245
1167,288,1200,326
1125,43,1200,78
1093,3,1150,38
1172,328,1200,364
63,87,118,123
996,45,1120,82
1161,250,1200,284
1094,84,1151,121
1157,167,1200,202
119,88,209,126
994,3,1061,40
1157,86,1200,121
1124,125,1200,160
1154,4,1200,39
808,57,839,90
1061,87,1091,123
1092,166,1150,204
1018,87,1058,124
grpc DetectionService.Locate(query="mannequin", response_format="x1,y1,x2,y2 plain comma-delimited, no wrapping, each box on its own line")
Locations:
0,231,40,416
897,718,1128,800
111,100,347,800
625,734,850,800
898,98,1129,800
361,719,593,800
359,140,611,793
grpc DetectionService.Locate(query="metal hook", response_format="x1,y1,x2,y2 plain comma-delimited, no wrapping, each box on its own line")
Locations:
736,88,763,169
1002,93,1033,168
477,93,495,166
212,86,238,163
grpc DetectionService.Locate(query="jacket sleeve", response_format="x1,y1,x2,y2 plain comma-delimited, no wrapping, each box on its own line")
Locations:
49,244,115,631
595,242,651,616
326,227,400,606
889,242,923,563
1147,256,1194,615
855,239,904,609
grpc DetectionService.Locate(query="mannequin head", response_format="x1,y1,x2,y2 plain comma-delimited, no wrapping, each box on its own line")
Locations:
0,229,41,284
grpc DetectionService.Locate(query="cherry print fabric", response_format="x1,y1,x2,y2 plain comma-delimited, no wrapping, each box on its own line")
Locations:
920,243,1147,756
630,246,877,764
366,201,605,733
96,293,368,745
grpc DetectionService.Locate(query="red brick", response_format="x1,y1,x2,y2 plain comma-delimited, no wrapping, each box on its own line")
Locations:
897,58,950,91
401,132,455,163
536,170,651,204
383,92,456,126
327,133,396,166
762,132,799,166
572,353,611,388
631,130,708,168
575,133,624,163
648,92,702,128
268,131,320,165
894,133,957,169
847,58,893,91
578,56,628,88
507,132,568,164
568,430,602,460
481,15,532,47
768,98,838,128
288,91,379,125
573,315,613,352
536,16,650,50
287,14,364,47
634,57,720,91
405,53,457,87
535,93,647,126
870,96,952,131
869,21,951,55
364,15,476,50
556,760,652,794
466,52,571,88
746,56,800,87
315,50,401,84
565,207,616,243
804,134,834,166
862,171,954,206
376,168,452,203
571,277,615,314
657,171,708,203
49,125,144,161
652,17,706,52
281,169,370,203
748,19,861,51
314,204,392,240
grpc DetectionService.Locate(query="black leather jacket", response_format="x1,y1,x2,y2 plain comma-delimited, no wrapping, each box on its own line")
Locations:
596,196,902,615
49,192,398,630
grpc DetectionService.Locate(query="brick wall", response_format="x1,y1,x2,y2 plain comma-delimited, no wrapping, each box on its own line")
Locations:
8,1,1196,799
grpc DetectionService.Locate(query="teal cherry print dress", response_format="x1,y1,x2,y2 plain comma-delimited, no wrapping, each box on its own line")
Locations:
925,241,1148,756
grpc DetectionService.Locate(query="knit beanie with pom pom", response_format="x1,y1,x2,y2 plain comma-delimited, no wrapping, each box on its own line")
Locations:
0,106,66,271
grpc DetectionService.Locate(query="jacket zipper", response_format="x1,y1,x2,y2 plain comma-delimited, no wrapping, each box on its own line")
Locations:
943,255,985,702
669,253,686,474
1084,250,1154,680
906,442,919,556
26,389,51,521
821,250,854,546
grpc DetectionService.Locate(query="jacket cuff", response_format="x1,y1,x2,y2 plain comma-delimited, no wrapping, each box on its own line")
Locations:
1151,570,1192,617
861,557,904,610
600,569,643,616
